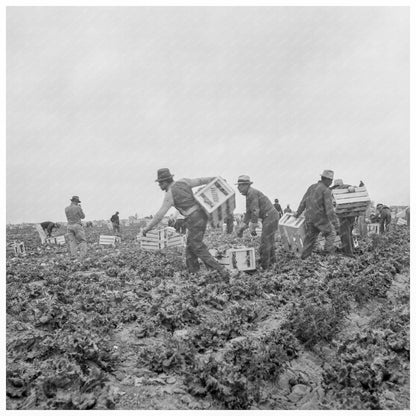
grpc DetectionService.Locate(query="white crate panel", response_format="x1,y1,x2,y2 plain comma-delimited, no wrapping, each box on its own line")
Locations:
208,195,236,228
367,224,380,235
226,248,256,271
99,235,120,246
195,177,235,215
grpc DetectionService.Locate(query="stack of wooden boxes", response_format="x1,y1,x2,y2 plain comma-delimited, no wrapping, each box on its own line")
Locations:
332,186,371,217
278,213,306,255
194,177,235,228
7,241,26,256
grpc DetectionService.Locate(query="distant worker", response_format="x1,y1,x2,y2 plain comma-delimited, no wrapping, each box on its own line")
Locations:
64,196,87,260
294,170,339,260
376,203,391,233
40,221,60,237
273,199,284,217
284,204,293,214
236,175,279,270
110,211,121,234
142,169,228,277
330,179,356,258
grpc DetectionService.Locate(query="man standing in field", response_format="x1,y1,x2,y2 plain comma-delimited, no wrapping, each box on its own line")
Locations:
110,211,121,235
235,175,279,270
40,221,60,237
273,199,284,217
294,170,340,260
376,203,392,233
65,196,87,260
142,168,228,278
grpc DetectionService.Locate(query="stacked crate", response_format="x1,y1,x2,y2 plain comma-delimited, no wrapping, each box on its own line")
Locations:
367,223,380,235
7,241,26,256
278,213,306,254
194,177,235,228
332,186,371,217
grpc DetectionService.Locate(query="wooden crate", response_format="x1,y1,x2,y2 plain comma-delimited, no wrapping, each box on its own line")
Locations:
397,218,407,226
367,223,380,235
194,177,236,228
316,235,342,250
332,186,371,217
226,248,256,271
46,235,66,245
139,239,166,250
7,241,26,256
99,235,121,247
278,213,306,254
166,235,186,248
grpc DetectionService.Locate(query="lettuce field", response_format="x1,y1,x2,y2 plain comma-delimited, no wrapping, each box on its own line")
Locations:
6,223,410,410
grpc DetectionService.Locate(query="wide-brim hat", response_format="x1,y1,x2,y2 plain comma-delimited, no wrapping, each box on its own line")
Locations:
235,175,253,185
321,170,334,180
71,196,81,203
155,168,174,182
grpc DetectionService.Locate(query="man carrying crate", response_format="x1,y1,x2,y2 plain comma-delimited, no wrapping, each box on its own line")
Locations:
294,170,340,259
235,175,279,270
142,168,229,278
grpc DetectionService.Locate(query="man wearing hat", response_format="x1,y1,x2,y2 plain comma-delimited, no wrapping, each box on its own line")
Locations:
376,203,391,233
235,175,279,269
110,211,121,235
273,199,284,217
142,169,229,277
65,196,87,259
294,170,339,259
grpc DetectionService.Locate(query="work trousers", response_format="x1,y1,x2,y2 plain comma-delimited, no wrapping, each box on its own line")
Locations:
259,210,279,269
380,214,391,233
301,221,336,260
67,223,87,259
185,209,224,273
339,217,355,256
112,223,120,234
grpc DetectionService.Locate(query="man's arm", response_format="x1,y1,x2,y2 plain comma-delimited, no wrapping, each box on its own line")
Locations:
144,191,174,232
78,207,86,220
295,189,309,217
181,177,216,188
323,188,338,225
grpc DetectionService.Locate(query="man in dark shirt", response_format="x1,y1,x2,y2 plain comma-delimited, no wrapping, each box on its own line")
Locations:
284,204,293,214
273,199,284,217
376,204,392,233
110,212,120,234
295,170,339,259
40,221,60,237
236,175,279,270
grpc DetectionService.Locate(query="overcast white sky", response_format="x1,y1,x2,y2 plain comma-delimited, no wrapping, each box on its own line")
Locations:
6,6,410,223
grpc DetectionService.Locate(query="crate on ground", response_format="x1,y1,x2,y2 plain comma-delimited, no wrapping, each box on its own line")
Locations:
7,241,26,256
46,235,66,245
397,218,407,226
194,177,236,228
332,186,371,217
367,223,380,235
166,235,186,248
316,235,342,250
99,235,121,247
137,227,184,250
209,247,256,271
278,213,306,254
139,239,167,250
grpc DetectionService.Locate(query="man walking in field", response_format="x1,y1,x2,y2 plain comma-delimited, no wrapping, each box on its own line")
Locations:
376,203,392,233
294,170,340,260
142,168,228,278
65,196,87,260
235,175,279,270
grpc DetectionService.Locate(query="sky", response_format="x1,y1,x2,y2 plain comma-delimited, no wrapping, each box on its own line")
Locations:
6,5,410,224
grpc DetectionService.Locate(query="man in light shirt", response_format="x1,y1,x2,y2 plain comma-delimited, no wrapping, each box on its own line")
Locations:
143,168,228,277
65,195,87,259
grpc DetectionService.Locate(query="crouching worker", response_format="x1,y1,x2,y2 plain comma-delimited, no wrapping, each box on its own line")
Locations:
65,196,87,260
142,168,229,278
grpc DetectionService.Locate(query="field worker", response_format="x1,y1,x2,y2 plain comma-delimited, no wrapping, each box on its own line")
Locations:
294,170,340,260
65,196,87,259
284,204,293,214
330,179,356,258
142,168,229,278
235,175,279,270
40,221,60,237
110,211,121,234
224,213,234,234
376,203,392,233
273,199,284,217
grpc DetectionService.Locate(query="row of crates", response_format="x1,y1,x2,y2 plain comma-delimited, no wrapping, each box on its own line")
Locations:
137,227,186,250
278,213,380,255
7,242,26,257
